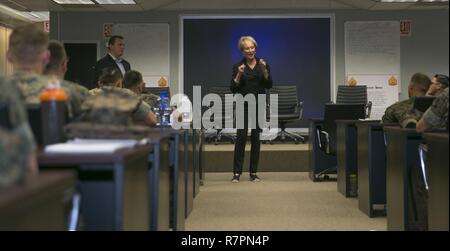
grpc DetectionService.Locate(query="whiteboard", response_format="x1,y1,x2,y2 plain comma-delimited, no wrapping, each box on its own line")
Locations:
112,23,170,87
345,21,400,75
345,21,400,119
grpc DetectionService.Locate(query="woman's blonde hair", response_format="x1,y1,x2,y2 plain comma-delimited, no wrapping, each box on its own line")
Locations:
238,36,257,51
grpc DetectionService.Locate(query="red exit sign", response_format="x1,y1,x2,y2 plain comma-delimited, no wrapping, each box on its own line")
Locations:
400,20,411,36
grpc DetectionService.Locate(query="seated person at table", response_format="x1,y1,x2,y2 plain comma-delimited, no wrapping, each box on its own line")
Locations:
0,77,38,187
416,87,449,132
7,24,86,122
382,73,431,128
122,70,159,108
44,40,90,121
84,67,157,126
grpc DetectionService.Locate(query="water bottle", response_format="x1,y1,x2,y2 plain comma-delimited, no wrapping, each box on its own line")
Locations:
349,173,358,197
39,77,68,146
159,92,169,125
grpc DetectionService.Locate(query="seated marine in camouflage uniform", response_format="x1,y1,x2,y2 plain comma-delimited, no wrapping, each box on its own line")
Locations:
416,87,449,132
122,70,160,108
7,24,86,121
382,73,432,128
86,67,157,126
43,40,91,121
0,77,38,187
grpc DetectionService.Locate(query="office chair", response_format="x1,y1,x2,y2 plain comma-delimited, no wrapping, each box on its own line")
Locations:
413,96,436,113
336,85,372,118
310,103,366,181
0,103,12,129
204,86,236,145
268,86,305,144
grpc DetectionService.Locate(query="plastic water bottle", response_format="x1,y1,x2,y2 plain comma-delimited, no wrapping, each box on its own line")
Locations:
39,77,68,146
159,91,170,125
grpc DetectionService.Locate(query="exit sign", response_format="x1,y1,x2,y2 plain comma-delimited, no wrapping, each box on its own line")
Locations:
400,20,411,36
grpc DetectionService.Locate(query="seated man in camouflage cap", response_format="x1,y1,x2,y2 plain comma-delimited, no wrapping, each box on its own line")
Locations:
382,73,432,128
85,67,157,126
122,70,160,108
0,77,38,187
43,40,91,121
6,24,86,122
416,87,449,132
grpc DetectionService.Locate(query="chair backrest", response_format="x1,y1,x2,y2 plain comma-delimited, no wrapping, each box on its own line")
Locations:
413,96,436,113
26,104,43,146
0,103,12,130
208,86,234,126
323,103,366,155
336,85,367,104
145,87,170,97
269,86,300,119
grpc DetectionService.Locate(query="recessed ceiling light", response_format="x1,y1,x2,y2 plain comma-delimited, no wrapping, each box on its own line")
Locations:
94,0,136,4
52,0,95,4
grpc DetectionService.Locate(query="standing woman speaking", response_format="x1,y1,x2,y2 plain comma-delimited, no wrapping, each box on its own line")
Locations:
230,36,273,183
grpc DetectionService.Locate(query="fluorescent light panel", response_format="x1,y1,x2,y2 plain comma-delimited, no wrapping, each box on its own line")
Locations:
52,0,95,4
94,0,136,4
379,0,448,2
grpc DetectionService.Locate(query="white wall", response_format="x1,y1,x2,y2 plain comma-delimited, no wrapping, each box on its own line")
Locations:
50,9,449,100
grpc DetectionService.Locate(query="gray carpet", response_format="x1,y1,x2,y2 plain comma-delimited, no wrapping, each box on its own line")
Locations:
185,172,386,231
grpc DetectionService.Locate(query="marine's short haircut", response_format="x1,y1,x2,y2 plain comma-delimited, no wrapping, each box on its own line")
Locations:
123,70,143,89
98,67,122,86
410,73,432,95
8,24,49,64
45,40,67,73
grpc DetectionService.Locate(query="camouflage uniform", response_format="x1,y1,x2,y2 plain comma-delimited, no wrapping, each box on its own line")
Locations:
9,71,87,121
84,86,152,125
140,93,160,109
382,98,423,128
422,87,449,130
60,79,91,121
0,76,36,187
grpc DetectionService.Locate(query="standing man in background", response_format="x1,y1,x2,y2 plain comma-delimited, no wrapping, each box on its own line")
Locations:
93,35,131,85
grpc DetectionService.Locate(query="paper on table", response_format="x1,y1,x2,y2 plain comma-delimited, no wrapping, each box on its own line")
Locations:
44,138,140,154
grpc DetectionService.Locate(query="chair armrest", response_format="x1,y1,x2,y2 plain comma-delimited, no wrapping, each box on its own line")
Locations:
418,143,429,190
294,101,304,119
365,101,372,118
317,129,330,153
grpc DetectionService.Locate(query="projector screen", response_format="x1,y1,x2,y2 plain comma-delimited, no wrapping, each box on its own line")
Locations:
182,16,333,127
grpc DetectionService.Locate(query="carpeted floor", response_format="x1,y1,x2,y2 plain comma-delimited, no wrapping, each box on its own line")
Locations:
185,172,386,231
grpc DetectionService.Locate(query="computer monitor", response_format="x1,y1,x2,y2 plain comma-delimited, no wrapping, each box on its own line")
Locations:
413,96,436,113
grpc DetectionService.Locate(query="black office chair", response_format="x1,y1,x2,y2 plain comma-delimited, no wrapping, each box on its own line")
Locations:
0,103,12,129
26,104,44,146
413,96,436,113
310,103,366,181
268,86,305,144
336,85,372,118
204,86,236,145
